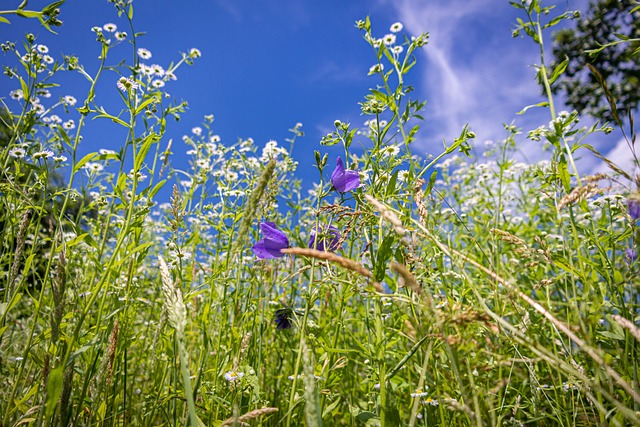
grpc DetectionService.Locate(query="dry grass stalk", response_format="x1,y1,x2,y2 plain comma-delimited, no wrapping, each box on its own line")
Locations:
413,178,428,225
583,173,608,184
220,407,279,426
612,315,640,343
557,181,604,210
106,319,119,386
159,138,172,177
390,262,421,295
234,332,252,370
8,209,31,297
234,158,277,253
448,246,640,406
490,228,526,247
158,256,187,334
364,194,406,236
281,247,383,292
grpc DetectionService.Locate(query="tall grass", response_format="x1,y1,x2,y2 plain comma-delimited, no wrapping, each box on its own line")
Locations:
1,0,639,426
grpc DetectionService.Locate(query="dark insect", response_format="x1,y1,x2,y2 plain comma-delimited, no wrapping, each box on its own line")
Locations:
274,308,294,330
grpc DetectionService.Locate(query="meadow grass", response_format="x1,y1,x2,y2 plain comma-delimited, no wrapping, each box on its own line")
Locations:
1,0,639,426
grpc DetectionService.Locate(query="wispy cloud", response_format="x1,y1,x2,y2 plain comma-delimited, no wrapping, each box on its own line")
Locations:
380,0,558,160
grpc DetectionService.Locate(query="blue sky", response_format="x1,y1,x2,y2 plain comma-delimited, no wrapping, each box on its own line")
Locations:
3,0,632,192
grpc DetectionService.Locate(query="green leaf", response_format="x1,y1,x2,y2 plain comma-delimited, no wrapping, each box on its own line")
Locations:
517,102,549,116
135,93,159,116
425,169,438,194
0,16,11,24
45,366,64,417
548,57,568,84
16,10,42,18
557,155,571,192
373,234,395,282
385,169,398,197
134,132,159,170
72,152,97,174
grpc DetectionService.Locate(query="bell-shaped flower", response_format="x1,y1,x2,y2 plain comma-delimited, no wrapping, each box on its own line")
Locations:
330,156,360,193
309,224,341,252
252,222,289,259
627,199,640,221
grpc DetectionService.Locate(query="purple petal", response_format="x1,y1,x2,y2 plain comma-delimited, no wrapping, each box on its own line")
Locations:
628,199,640,221
252,239,286,259
330,157,345,186
253,222,289,259
331,157,360,193
309,225,341,252
260,222,290,247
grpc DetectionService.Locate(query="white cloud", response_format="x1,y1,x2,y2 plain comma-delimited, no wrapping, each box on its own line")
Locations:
595,136,639,178
380,0,568,162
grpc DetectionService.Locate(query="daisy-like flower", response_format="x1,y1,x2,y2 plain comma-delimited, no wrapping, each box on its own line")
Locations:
54,155,67,162
223,371,244,382
62,120,75,130
165,70,177,80
42,55,54,64
382,34,396,46
115,31,127,41
63,95,77,106
91,26,102,33
191,126,202,136
390,22,403,33
392,45,404,55
10,89,23,100
149,64,165,77
381,145,400,158
9,147,27,158
210,135,221,143
117,76,139,91
331,156,360,193
252,222,290,259
103,23,117,32
137,48,152,59
368,63,384,75
83,162,104,173
423,397,439,406
151,79,165,88
189,47,201,58
49,114,62,124
35,44,49,54
410,388,429,398
309,224,341,252
33,149,55,160
397,170,410,182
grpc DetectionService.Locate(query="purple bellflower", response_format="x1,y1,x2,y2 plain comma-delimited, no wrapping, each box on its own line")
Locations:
626,248,638,264
627,199,640,221
252,222,289,259
309,224,341,252
274,308,294,330
331,156,360,193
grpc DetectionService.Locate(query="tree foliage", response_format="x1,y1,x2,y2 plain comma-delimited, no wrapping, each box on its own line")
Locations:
551,0,640,122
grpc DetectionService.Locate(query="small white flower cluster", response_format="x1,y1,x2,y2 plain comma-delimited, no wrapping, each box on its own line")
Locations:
260,140,288,162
